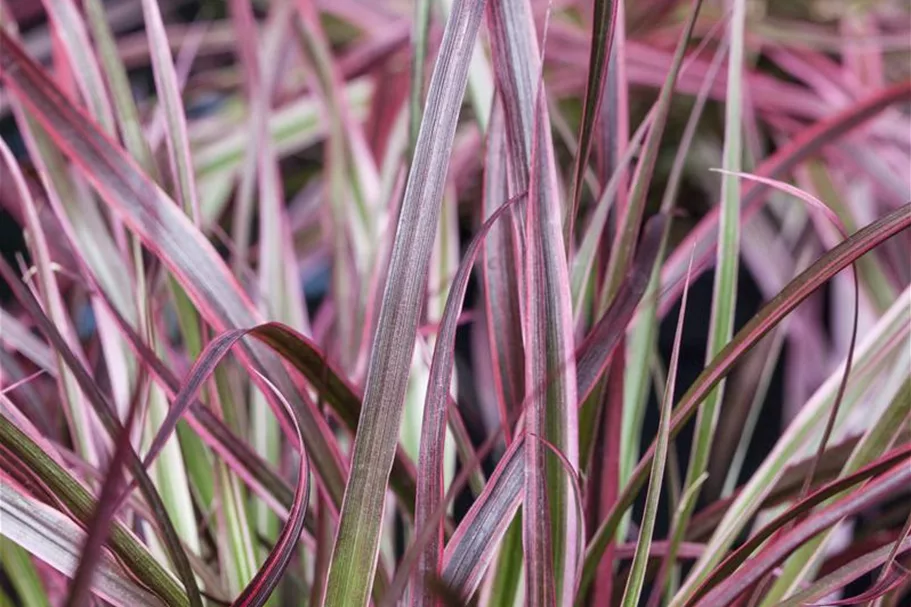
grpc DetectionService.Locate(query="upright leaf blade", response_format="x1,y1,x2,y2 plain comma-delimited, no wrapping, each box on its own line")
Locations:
486,2,580,602
322,1,488,604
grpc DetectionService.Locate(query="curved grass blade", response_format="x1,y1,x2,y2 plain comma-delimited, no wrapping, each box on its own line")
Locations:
441,436,525,601
579,202,911,598
412,195,522,605
685,456,911,606
0,29,349,509
142,332,311,607
0,416,187,606
659,81,911,316
0,483,166,607
322,0,489,604
0,258,203,607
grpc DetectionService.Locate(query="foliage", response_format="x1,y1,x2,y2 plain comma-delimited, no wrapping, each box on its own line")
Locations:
0,0,909,605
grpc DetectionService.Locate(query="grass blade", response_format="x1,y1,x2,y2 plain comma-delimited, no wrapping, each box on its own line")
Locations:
486,2,580,600
412,196,521,604
0,259,203,607
442,436,525,600
0,414,187,606
140,0,199,221
579,202,911,598
619,251,695,607
685,456,911,606
0,483,166,607
665,0,747,585
566,0,619,245
481,99,525,443
659,81,911,316
321,1,488,602
0,29,350,510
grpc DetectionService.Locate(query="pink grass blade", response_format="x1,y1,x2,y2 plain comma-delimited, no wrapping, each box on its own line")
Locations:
0,30,350,509
64,374,146,607
579,202,911,598
320,1,489,601
0,409,188,606
566,0,620,248
230,0,308,567
440,436,525,601
480,100,525,443
486,2,580,601
38,0,114,134
139,0,200,222
659,81,911,317
685,452,911,606
0,259,204,607
598,0,704,306
81,0,158,178
665,0,748,590
711,169,859,497
0,138,99,466
0,481,168,607
777,537,911,607
411,195,521,605
574,215,665,403
143,330,311,607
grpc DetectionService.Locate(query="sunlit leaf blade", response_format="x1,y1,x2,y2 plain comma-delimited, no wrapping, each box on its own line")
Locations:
322,0,488,603
580,202,911,598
